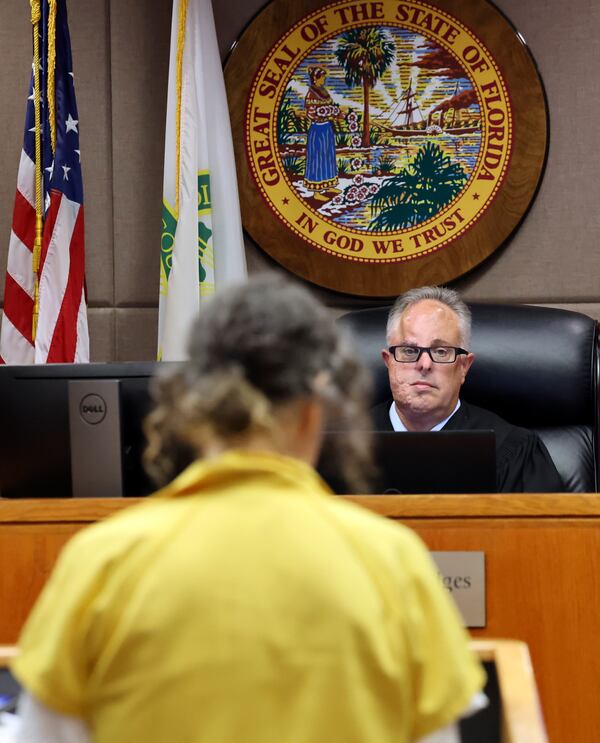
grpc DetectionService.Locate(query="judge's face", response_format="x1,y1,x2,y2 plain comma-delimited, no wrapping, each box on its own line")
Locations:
382,299,474,431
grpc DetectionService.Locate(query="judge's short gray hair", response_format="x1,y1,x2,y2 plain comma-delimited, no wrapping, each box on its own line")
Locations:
386,286,472,349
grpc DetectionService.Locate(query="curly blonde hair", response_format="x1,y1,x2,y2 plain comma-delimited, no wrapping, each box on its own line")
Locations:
144,275,374,493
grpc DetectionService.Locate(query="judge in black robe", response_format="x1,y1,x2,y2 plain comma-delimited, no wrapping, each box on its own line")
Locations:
372,399,564,494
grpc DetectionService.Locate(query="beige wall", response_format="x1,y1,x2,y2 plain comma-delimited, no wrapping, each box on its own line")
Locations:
1,0,599,361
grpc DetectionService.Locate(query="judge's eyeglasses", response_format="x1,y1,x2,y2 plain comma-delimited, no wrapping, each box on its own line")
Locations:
388,345,468,364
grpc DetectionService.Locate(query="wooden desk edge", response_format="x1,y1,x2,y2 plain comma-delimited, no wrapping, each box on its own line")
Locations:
2,494,600,522
0,645,18,666
347,493,600,518
470,640,548,743
0,498,143,523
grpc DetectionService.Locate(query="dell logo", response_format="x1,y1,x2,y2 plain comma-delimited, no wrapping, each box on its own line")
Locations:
79,394,107,425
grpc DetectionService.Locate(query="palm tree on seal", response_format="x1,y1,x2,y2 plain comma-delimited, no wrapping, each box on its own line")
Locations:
370,142,467,230
336,28,394,148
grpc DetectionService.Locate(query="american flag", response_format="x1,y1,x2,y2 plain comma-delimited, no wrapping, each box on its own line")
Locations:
0,0,88,364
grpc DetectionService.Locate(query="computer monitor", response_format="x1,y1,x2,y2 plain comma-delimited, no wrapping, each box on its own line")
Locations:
317,430,497,494
0,362,165,498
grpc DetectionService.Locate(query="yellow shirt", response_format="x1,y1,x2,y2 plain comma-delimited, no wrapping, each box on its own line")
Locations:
13,450,484,743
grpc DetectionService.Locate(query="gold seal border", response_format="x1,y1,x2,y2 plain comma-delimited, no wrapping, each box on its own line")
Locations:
244,0,513,263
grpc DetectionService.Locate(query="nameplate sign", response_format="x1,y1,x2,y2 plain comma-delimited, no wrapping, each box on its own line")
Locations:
431,551,486,628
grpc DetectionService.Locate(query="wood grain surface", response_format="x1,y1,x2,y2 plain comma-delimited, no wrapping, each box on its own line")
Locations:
471,639,548,743
1,494,595,742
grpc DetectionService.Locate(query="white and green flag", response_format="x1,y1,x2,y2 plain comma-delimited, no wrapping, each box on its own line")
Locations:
158,0,247,361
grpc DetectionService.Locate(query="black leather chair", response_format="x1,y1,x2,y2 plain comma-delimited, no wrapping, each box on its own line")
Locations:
338,303,599,492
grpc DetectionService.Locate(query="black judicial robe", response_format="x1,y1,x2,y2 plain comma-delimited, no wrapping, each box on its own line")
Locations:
371,400,565,494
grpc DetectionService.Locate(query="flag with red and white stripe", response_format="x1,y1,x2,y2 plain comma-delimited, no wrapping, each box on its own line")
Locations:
0,0,88,364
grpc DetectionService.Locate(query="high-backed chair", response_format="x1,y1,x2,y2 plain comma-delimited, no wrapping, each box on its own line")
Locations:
338,303,599,492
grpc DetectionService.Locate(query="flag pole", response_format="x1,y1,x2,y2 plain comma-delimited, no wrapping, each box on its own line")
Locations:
175,0,188,217
47,0,58,153
30,0,43,342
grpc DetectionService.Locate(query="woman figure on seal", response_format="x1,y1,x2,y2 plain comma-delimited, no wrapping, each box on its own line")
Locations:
304,66,343,202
